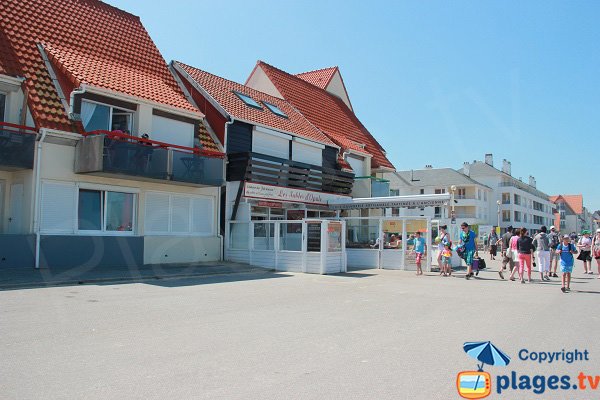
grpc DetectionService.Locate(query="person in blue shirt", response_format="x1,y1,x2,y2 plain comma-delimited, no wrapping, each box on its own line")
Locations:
460,222,478,279
556,234,577,293
413,231,427,275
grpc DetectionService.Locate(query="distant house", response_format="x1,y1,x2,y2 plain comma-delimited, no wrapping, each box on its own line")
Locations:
0,0,225,268
550,194,592,234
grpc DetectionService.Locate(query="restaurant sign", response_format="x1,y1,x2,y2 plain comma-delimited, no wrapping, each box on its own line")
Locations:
244,182,349,206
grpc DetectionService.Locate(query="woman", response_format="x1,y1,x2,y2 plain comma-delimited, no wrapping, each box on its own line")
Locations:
576,230,593,274
508,228,521,281
516,228,534,283
489,228,499,260
436,225,450,275
592,229,600,278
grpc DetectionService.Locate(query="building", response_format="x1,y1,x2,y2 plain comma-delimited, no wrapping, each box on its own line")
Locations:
0,0,225,269
386,167,493,231
459,154,555,234
550,194,593,234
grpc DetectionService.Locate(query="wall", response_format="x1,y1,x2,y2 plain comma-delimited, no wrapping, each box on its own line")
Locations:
325,71,352,111
144,236,220,264
0,234,35,268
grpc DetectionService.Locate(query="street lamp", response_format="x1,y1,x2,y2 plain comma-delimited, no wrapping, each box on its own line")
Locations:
450,185,457,223
496,200,501,234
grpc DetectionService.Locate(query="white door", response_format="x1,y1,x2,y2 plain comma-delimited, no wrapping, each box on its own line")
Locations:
8,183,23,234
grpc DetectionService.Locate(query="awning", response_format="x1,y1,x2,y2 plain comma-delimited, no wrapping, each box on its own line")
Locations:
328,194,451,210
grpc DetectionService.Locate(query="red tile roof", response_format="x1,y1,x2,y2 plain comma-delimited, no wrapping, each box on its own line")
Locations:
296,66,338,90
0,0,199,133
253,61,395,170
175,61,336,147
551,194,584,215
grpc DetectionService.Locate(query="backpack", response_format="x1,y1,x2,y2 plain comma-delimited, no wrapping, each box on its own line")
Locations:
535,233,550,251
549,233,559,249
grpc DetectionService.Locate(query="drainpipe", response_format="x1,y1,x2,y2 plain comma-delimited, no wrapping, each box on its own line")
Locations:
33,128,48,269
221,117,234,261
69,86,87,119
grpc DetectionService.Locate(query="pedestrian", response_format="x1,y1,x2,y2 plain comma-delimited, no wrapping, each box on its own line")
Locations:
576,230,593,274
459,222,478,279
413,231,426,275
489,228,498,261
592,228,600,278
508,228,521,281
516,228,534,283
498,226,514,279
441,242,453,277
436,225,450,274
556,234,577,293
547,226,560,277
533,226,551,281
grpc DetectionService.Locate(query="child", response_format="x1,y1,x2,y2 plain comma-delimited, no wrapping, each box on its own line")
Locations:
441,242,453,277
413,231,426,275
556,234,577,293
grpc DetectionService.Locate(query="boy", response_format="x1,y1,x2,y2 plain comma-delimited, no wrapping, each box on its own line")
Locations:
556,234,577,293
413,231,427,275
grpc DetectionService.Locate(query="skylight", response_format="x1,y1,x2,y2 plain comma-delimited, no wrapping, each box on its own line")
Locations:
233,91,262,109
263,101,288,118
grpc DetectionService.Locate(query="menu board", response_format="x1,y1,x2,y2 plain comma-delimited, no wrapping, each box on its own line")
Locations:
307,222,321,252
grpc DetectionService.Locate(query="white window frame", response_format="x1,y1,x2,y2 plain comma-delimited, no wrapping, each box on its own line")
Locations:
144,190,215,237
76,185,138,236
81,99,135,133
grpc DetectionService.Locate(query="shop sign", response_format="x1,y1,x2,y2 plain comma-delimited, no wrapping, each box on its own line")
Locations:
257,201,283,208
244,182,349,206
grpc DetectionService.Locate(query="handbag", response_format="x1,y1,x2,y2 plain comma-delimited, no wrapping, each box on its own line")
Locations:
478,258,486,269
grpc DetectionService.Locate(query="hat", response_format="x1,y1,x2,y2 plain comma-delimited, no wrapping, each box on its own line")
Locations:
550,226,556,230
582,230,591,235
562,234,570,239
597,228,600,233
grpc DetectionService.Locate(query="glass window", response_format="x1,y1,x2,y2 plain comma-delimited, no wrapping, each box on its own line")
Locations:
81,101,110,131
105,192,134,231
263,101,288,118
0,93,6,122
111,112,133,133
78,189,103,230
233,91,262,109
327,222,342,252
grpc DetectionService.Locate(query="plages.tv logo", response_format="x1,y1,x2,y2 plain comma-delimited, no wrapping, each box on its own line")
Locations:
457,341,511,399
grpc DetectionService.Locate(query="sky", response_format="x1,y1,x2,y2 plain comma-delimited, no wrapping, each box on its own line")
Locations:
106,0,599,211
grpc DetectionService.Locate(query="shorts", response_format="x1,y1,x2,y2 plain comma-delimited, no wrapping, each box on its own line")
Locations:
441,256,451,264
415,252,423,264
577,251,592,262
465,250,475,267
560,263,573,273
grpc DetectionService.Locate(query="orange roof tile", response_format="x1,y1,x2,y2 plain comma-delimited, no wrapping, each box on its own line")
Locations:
0,0,199,133
175,61,336,147
296,66,338,90
254,61,395,170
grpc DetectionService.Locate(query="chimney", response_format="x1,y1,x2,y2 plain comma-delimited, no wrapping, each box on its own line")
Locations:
463,161,470,176
425,164,433,169
502,159,511,175
485,153,493,166
529,175,536,188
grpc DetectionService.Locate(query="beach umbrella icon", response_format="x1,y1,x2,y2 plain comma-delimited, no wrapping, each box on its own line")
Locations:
463,341,511,371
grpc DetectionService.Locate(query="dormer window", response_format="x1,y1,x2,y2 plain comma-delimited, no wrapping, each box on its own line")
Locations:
263,101,288,118
81,99,133,133
233,91,262,109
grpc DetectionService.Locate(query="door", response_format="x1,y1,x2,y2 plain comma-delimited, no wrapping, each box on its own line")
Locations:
8,183,23,233
0,180,4,232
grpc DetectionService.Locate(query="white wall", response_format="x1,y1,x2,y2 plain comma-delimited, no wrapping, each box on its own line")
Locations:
325,71,352,111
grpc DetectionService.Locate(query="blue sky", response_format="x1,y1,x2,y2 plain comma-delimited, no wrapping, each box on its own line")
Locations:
107,0,599,211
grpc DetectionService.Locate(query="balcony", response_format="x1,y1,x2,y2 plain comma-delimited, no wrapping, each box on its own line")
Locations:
227,152,354,195
0,123,36,171
75,131,225,187
352,176,390,198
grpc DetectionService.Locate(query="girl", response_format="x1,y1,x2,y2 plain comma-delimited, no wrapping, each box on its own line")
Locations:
576,230,592,274
508,228,521,281
441,242,453,276
517,228,534,283
557,235,577,292
437,225,449,275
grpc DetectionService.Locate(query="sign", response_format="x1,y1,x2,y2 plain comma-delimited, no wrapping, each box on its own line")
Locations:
257,201,282,208
328,194,450,210
244,182,349,206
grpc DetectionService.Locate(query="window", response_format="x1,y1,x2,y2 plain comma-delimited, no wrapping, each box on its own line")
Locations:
502,210,511,222
0,93,6,122
457,188,466,199
514,211,521,222
78,189,135,233
420,189,425,194
390,189,400,196
263,101,288,118
434,206,441,218
144,192,213,235
434,188,446,194
233,91,262,109
514,194,521,206
502,193,510,204
560,220,566,229
81,100,133,133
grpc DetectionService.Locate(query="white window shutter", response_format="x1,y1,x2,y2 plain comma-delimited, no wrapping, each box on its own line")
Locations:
292,141,322,166
171,196,191,233
252,130,289,159
192,197,213,234
41,181,76,233
144,192,170,233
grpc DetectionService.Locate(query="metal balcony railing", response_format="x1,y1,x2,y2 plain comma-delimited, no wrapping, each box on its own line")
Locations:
0,122,37,170
75,130,225,186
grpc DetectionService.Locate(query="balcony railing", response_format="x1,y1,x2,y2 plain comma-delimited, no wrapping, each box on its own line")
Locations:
75,131,225,186
0,122,37,170
227,152,354,195
353,176,390,198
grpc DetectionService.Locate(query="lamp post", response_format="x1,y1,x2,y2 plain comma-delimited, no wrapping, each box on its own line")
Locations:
496,200,501,234
450,185,457,242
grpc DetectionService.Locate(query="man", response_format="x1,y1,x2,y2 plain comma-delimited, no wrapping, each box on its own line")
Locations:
413,231,427,275
533,226,551,281
498,226,514,280
459,222,478,279
547,226,560,277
